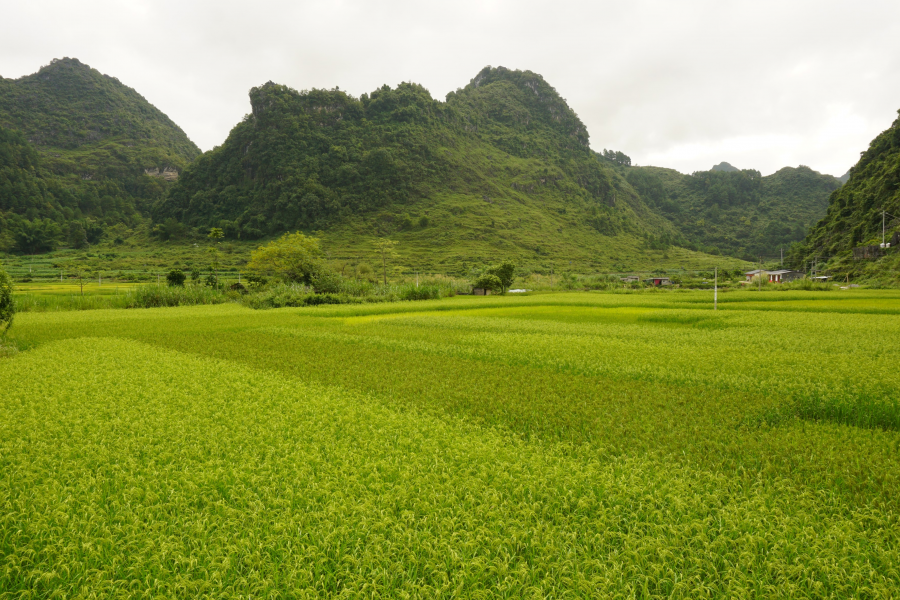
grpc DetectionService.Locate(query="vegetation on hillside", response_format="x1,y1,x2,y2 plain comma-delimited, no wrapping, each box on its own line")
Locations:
790,109,900,281
624,164,841,260
153,67,678,249
0,58,200,253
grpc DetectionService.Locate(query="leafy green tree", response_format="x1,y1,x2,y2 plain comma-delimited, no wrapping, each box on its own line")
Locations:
374,238,398,285
0,260,14,334
474,273,502,293
601,149,632,167
14,219,62,254
69,263,89,296
166,269,186,287
152,218,186,241
246,232,325,284
68,222,88,249
83,220,104,245
485,261,516,294
207,247,221,287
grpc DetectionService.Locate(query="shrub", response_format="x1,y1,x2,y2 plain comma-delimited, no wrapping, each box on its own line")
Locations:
0,260,14,333
125,285,227,308
312,270,345,294
400,283,442,301
166,269,186,287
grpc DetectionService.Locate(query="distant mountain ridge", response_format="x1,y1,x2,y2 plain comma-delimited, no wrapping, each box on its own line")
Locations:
0,58,198,158
624,164,841,260
0,58,200,252
153,66,708,271
0,58,841,273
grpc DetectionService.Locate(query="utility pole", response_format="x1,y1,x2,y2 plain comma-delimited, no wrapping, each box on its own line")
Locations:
780,247,783,267
714,266,717,311
758,257,762,291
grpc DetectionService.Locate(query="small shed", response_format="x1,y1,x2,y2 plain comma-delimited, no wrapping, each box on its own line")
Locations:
644,277,672,286
473,287,492,296
620,275,640,283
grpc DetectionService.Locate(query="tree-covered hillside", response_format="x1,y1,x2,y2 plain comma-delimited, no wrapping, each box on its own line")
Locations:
153,67,684,268
0,58,200,252
624,164,840,260
790,109,900,279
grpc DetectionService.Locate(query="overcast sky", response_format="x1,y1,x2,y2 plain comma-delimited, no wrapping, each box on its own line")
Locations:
2,0,898,177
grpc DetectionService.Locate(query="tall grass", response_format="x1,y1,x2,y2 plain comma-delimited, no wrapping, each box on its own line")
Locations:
242,279,454,309
15,292,130,312
15,285,229,311
123,284,228,308
774,278,834,291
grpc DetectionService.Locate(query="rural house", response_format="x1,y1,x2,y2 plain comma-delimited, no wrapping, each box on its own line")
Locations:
744,269,804,283
765,269,804,283
644,277,672,286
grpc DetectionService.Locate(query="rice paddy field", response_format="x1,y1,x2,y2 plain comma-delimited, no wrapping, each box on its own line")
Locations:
2,289,900,597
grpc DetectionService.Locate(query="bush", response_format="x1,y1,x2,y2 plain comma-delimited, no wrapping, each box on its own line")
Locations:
0,260,14,333
125,285,228,308
312,270,345,294
166,269,186,287
400,283,442,301
241,284,355,309
775,278,832,292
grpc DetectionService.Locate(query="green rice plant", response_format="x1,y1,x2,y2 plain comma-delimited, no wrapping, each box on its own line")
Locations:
4,290,900,595
792,390,900,431
1,337,899,597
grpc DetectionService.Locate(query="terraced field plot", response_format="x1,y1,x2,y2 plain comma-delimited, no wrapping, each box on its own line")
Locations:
2,290,900,597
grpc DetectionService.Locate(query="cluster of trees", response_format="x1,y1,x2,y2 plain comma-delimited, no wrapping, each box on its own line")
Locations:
473,262,516,294
598,149,632,167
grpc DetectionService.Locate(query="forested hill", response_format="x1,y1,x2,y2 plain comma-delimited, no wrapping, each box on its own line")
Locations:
0,58,200,253
153,66,681,262
790,109,900,278
624,164,841,260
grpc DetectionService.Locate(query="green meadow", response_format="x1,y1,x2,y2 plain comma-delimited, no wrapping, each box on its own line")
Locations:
2,290,900,597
